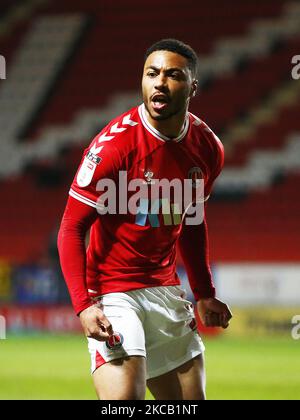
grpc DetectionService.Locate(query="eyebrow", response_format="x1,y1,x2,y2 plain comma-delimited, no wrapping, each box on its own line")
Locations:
146,65,185,74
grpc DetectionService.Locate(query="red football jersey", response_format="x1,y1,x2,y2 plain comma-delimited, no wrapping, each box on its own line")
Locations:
69,104,224,299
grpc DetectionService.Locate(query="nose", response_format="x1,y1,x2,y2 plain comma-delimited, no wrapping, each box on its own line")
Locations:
154,73,168,91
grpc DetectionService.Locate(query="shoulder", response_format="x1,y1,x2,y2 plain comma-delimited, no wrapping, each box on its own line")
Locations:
88,106,141,159
189,112,224,165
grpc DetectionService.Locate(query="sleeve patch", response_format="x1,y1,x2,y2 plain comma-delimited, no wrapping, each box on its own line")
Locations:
77,157,97,187
86,151,102,165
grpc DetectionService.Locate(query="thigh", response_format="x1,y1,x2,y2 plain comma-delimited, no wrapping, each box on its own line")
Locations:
139,286,205,380
147,354,206,400
87,293,147,399
93,355,147,400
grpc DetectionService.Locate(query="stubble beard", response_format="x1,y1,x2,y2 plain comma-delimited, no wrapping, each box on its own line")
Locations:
144,101,184,121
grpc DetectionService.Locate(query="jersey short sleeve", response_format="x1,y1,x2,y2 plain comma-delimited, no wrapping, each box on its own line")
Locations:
69,135,122,209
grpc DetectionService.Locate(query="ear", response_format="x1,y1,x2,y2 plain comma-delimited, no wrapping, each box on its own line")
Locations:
190,79,198,98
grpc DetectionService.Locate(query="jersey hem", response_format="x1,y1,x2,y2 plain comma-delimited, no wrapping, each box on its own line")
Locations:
87,279,181,299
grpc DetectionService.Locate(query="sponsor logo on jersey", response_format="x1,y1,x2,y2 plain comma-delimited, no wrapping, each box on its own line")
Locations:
95,171,204,226
106,332,124,350
135,198,182,227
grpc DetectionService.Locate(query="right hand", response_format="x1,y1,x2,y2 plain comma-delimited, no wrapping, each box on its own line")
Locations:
197,297,232,329
79,304,114,342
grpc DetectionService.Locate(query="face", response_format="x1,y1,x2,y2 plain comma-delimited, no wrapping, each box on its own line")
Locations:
142,50,197,121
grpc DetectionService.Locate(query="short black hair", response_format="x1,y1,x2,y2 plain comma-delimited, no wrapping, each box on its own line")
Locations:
145,38,198,77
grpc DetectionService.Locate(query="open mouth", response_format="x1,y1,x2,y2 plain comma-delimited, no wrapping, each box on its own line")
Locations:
151,94,169,111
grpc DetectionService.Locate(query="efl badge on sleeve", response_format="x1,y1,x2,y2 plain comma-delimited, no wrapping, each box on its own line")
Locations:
77,152,102,187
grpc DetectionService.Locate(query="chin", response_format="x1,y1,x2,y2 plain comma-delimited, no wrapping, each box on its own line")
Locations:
149,108,170,121
150,113,168,121
144,102,172,121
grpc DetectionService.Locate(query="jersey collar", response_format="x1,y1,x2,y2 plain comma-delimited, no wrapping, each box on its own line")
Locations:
138,103,189,143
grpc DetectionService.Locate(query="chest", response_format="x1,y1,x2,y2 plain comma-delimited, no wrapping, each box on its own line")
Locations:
128,141,210,186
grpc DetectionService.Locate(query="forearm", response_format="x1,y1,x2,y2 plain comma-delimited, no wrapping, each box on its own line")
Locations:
178,217,215,301
57,197,97,315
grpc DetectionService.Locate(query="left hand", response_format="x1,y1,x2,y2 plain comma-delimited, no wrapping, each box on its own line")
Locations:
197,297,232,329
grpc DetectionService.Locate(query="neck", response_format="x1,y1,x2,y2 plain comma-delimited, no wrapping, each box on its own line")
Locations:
144,106,188,139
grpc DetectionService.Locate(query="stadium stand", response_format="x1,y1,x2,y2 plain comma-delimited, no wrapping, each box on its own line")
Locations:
0,0,299,268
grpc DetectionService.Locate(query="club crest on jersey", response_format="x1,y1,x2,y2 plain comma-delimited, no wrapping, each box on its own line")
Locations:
106,332,124,350
188,167,203,188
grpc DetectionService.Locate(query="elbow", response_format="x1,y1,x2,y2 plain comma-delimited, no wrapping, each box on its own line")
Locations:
57,224,63,255
57,218,68,256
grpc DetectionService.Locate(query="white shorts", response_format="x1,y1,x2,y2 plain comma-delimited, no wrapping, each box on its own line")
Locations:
87,285,205,379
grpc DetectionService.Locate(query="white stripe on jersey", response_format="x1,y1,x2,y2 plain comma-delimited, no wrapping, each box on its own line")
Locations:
69,188,97,208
